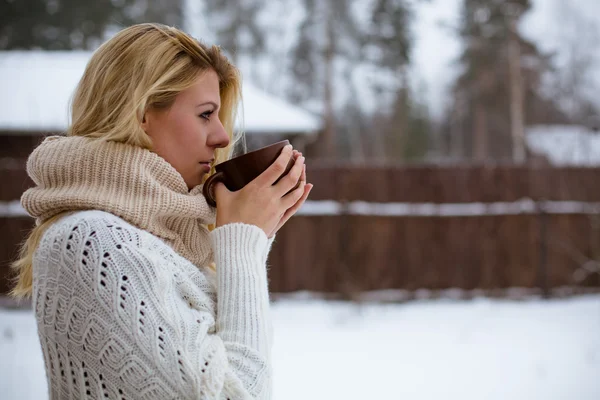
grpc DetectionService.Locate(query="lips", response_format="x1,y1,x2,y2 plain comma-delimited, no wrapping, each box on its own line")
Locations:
199,160,213,172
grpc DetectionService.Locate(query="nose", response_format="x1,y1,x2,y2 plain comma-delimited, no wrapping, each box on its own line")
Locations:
207,118,230,149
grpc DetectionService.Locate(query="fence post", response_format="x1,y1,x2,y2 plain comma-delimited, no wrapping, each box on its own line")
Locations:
537,200,549,298
337,198,357,299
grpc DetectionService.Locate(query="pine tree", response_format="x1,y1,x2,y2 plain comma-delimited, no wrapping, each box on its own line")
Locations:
364,0,416,162
289,0,423,162
544,2,600,124
0,0,181,50
449,0,554,162
200,0,266,62
287,0,366,159
366,0,411,76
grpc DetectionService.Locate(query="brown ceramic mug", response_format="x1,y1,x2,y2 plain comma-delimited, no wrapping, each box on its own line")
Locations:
202,140,297,207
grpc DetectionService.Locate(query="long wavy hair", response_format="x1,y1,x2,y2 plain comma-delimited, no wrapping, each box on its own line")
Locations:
11,23,243,299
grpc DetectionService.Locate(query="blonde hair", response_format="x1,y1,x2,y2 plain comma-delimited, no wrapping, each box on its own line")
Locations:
11,23,243,299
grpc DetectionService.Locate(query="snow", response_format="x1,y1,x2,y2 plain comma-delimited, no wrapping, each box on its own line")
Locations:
0,51,320,134
526,125,600,166
0,200,28,217
1,295,599,399
237,83,320,134
3,198,600,218
295,199,600,217
344,199,600,217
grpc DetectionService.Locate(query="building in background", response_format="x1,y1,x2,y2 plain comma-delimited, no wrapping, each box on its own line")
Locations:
0,51,321,159
526,124,600,166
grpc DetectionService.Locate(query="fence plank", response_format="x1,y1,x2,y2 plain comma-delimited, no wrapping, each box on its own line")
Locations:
2,165,600,296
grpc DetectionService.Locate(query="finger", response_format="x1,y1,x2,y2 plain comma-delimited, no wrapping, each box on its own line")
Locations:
213,181,231,206
281,178,308,209
270,210,287,238
252,144,293,187
279,184,312,226
288,183,312,215
272,184,312,237
301,164,306,182
274,155,305,196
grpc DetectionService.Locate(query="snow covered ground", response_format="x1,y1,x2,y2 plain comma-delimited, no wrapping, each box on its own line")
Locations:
1,295,599,399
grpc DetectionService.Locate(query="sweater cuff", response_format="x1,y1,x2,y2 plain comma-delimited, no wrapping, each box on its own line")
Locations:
210,223,271,350
263,235,276,264
210,223,270,264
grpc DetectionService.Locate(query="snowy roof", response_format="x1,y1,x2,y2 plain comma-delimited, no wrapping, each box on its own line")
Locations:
0,51,320,135
525,124,600,166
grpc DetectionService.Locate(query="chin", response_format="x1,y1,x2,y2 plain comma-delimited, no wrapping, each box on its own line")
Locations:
184,178,201,191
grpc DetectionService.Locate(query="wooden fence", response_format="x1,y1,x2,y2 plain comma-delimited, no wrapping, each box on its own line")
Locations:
1,163,600,296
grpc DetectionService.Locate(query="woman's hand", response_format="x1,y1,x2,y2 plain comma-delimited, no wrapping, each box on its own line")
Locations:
267,150,312,238
214,145,313,238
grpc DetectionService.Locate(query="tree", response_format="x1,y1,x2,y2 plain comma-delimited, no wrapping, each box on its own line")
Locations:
199,0,266,63
287,0,367,159
0,0,181,50
367,0,409,161
288,0,423,162
365,0,411,87
448,0,555,162
544,1,600,124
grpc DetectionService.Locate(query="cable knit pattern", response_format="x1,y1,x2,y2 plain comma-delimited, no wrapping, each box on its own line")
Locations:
33,211,273,399
21,136,275,399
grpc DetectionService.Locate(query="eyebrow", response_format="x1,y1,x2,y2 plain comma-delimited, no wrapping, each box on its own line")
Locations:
196,101,220,110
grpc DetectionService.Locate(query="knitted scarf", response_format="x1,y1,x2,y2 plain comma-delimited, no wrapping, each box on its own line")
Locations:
21,135,217,268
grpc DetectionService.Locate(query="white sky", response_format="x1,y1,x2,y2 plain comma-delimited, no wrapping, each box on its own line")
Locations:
411,0,600,119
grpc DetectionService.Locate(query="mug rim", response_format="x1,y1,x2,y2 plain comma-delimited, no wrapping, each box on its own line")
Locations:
215,139,290,171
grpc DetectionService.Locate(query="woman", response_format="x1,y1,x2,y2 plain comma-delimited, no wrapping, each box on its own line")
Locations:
11,23,312,399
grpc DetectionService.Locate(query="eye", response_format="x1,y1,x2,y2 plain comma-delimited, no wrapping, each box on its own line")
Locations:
199,110,214,121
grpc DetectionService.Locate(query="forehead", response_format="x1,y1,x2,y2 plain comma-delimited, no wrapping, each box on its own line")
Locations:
181,69,220,102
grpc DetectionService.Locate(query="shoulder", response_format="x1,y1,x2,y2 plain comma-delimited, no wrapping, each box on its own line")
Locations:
39,210,170,263
37,211,211,290
44,210,150,247
36,210,177,290
49,210,140,234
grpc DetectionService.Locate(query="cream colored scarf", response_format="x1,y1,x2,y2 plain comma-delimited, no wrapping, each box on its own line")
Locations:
22,135,217,268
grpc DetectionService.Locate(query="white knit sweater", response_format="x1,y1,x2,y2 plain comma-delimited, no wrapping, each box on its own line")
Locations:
32,210,274,400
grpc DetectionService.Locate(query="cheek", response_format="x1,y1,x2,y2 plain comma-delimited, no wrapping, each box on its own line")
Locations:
168,116,206,157
152,114,204,176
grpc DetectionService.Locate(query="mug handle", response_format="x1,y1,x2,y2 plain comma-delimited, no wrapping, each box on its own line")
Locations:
202,171,226,208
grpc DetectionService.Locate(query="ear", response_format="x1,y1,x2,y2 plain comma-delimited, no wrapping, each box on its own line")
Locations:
140,112,151,135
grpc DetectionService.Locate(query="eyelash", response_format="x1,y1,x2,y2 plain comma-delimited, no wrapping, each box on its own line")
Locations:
199,110,214,121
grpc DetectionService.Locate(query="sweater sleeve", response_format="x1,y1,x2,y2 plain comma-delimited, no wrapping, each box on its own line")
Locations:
32,213,272,400
263,235,276,266
210,224,274,399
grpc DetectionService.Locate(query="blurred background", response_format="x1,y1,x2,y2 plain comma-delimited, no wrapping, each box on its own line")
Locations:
1,0,600,399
